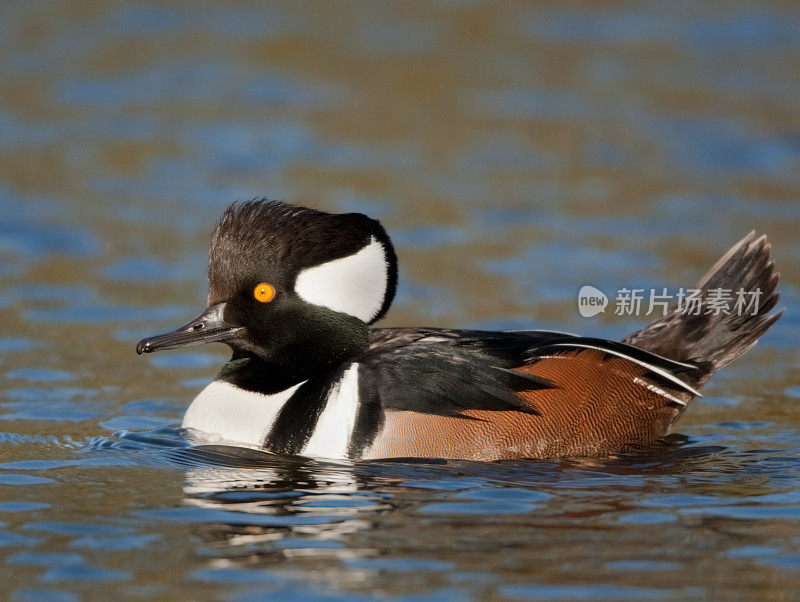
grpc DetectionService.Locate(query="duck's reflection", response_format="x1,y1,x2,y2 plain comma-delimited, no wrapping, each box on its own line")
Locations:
181,446,389,563
172,440,767,597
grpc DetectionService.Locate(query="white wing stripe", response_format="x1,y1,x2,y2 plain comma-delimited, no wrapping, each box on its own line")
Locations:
633,377,688,406
548,343,703,397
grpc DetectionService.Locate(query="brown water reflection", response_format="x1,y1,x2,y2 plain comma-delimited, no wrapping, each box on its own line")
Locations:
1,1,799,599
162,446,800,600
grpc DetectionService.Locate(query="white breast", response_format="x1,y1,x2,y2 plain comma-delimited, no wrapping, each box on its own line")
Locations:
301,364,361,459
182,380,304,447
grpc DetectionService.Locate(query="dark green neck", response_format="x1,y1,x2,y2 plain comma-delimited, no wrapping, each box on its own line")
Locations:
220,308,369,393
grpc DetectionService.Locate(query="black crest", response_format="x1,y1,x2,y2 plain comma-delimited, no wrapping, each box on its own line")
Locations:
207,199,397,323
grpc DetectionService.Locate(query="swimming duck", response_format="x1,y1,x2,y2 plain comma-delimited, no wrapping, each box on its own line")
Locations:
137,200,781,461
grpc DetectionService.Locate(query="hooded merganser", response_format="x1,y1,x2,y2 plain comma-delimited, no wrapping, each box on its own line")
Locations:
137,200,782,461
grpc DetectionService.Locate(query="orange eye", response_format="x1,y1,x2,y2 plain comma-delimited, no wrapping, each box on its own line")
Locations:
253,283,276,303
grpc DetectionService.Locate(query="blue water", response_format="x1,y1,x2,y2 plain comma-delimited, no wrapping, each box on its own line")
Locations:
1,1,800,599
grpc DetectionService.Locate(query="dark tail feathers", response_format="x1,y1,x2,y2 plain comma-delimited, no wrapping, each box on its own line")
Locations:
623,232,782,389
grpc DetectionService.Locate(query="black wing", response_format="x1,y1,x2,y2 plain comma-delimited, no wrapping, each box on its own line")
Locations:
345,327,701,457
362,328,571,417
345,328,557,457
362,327,700,413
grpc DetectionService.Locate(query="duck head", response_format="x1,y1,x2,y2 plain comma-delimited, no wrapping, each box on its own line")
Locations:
137,200,397,375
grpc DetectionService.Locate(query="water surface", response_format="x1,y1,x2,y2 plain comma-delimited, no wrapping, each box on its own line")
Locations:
1,2,799,600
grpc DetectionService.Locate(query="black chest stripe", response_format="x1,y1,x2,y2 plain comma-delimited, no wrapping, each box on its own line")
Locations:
263,369,341,455
347,370,385,458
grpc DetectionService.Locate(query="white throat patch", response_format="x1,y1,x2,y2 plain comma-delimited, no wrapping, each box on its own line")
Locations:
294,236,388,322
182,380,304,447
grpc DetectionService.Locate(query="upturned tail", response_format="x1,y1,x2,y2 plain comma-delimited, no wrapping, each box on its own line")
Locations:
623,232,782,389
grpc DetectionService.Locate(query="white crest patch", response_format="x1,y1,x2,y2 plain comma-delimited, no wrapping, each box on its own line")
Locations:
182,380,304,447
294,236,388,322
302,364,360,459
